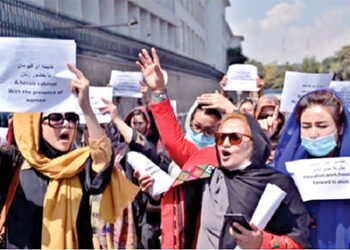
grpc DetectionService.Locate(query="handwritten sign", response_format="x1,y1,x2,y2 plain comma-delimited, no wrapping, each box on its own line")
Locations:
76,87,113,124
225,64,259,92
286,157,350,202
110,70,143,98
0,38,78,112
329,81,350,110
280,71,334,113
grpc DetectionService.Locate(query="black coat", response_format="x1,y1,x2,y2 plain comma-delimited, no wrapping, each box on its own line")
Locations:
219,114,311,248
0,143,114,249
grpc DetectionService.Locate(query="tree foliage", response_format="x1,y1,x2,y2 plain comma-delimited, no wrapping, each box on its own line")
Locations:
334,45,350,80
300,57,320,73
246,59,265,78
233,44,350,89
226,47,247,66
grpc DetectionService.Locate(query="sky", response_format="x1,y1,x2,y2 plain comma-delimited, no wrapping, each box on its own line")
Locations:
225,0,350,64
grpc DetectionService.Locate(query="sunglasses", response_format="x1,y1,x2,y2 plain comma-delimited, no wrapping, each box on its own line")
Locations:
41,112,79,128
215,132,252,146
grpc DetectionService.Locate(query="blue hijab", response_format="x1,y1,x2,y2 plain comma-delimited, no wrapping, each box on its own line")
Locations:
274,88,350,249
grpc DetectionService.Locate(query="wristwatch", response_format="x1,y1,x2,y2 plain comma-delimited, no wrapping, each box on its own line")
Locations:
151,90,168,103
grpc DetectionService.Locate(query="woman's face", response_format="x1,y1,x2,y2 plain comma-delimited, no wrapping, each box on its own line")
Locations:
41,112,77,152
217,118,253,170
131,114,148,135
300,105,338,140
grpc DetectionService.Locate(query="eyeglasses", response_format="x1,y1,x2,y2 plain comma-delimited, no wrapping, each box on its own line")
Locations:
215,132,252,146
41,112,79,128
191,123,216,137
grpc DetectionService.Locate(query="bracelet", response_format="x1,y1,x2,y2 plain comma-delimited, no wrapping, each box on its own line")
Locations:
151,90,168,103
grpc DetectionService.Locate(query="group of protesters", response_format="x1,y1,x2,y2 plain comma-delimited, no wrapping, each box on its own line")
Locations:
0,46,349,250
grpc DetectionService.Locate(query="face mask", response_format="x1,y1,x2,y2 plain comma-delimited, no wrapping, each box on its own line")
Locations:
189,129,215,148
301,130,337,157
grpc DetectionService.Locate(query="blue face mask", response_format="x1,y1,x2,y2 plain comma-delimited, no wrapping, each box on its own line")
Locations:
301,131,337,157
189,129,215,148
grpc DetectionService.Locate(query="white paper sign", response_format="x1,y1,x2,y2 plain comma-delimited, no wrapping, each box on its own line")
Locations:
126,151,175,197
286,157,350,202
0,37,78,112
76,87,113,124
280,71,334,113
0,127,8,145
225,64,259,92
329,81,350,110
250,183,287,230
110,70,143,98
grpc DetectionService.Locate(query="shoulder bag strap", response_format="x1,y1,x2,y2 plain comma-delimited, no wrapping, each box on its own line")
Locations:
0,167,21,231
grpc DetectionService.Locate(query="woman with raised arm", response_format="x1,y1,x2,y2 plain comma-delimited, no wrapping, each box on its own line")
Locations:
136,48,310,249
274,89,350,248
0,64,138,249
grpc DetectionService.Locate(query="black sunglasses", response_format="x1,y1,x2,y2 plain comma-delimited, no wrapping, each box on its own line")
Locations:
41,112,79,128
215,132,252,146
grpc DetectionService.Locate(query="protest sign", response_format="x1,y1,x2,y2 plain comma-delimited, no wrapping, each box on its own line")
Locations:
286,157,350,202
280,71,333,113
76,87,113,124
225,64,259,92
170,100,177,116
329,81,350,110
0,127,8,145
127,151,175,197
110,70,143,98
0,37,77,112
250,183,286,230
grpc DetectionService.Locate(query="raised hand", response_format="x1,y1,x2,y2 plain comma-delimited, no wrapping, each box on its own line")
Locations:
136,48,165,92
256,76,265,90
140,80,150,105
219,75,228,96
257,105,279,138
67,63,90,111
68,63,104,139
220,75,227,89
196,91,236,114
99,98,120,123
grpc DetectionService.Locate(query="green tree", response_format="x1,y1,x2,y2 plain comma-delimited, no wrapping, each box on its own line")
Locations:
226,47,247,66
334,45,350,80
319,56,338,73
300,57,320,73
263,64,276,89
246,59,265,78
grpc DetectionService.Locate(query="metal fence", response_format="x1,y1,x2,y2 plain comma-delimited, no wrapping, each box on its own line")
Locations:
0,0,223,81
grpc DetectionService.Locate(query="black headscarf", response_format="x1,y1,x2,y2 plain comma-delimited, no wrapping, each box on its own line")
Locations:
218,114,310,248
